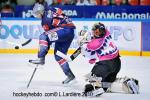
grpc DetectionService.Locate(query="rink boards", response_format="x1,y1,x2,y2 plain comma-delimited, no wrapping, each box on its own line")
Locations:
0,18,150,56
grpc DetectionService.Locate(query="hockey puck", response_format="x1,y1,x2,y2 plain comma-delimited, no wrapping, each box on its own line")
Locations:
29,60,32,62
15,46,19,49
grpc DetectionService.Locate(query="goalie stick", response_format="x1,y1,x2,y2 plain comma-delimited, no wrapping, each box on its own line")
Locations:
56,33,90,61
56,47,81,62
56,32,90,61
70,47,81,61
61,30,91,61
58,30,91,61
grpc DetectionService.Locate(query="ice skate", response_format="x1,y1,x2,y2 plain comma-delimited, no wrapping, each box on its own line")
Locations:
29,58,45,65
62,72,76,84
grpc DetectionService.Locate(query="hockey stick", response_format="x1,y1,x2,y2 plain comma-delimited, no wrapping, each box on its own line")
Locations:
56,30,91,61
70,47,81,61
0,39,32,49
27,64,38,88
56,47,81,62
14,39,32,49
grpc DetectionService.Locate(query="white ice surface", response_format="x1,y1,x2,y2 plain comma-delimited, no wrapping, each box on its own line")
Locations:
0,54,150,100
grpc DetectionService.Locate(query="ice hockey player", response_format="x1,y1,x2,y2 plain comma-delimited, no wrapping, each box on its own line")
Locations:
78,22,139,96
29,3,76,84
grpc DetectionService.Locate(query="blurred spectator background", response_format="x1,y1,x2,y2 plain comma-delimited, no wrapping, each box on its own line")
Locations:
0,0,150,18
140,0,150,5
35,0,48,8
76,0,96,5
128,0,139,6
51,0,62,5
1,0,150,7
101,0,110,6
0,0,17,17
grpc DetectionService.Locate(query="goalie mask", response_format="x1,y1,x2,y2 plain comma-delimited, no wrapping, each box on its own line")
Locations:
33,3,44,18
92,22,106,38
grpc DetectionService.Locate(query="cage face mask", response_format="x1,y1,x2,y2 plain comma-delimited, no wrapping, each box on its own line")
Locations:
33,3,44,18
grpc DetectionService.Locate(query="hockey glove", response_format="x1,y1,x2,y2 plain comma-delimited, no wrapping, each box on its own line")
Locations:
77,30,92,47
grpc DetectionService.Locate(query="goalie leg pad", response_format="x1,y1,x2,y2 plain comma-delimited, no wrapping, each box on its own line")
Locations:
107,76,139,94
84,84,104,97
84,72,102,87
84,73,104,97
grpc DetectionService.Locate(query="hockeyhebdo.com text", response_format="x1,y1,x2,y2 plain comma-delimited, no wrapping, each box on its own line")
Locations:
12,91,93,98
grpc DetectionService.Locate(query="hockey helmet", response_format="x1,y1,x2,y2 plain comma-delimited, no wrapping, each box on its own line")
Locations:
92,22,106,38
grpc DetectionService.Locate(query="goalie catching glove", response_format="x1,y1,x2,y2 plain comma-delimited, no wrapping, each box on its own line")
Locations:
77,30,92,47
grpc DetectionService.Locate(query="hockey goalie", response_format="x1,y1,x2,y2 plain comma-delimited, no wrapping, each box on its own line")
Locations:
77,22,139,96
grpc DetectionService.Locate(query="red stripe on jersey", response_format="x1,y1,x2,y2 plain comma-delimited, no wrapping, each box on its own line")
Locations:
39,40,48,46
58,59,67,65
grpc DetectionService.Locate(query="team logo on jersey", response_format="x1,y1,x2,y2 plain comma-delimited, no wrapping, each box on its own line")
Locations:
47,10,52,18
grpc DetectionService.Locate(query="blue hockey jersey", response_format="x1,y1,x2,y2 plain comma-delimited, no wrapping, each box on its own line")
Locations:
41,6,75,31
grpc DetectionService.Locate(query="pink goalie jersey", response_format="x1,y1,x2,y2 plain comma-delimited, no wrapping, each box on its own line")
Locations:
83,30,119,61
